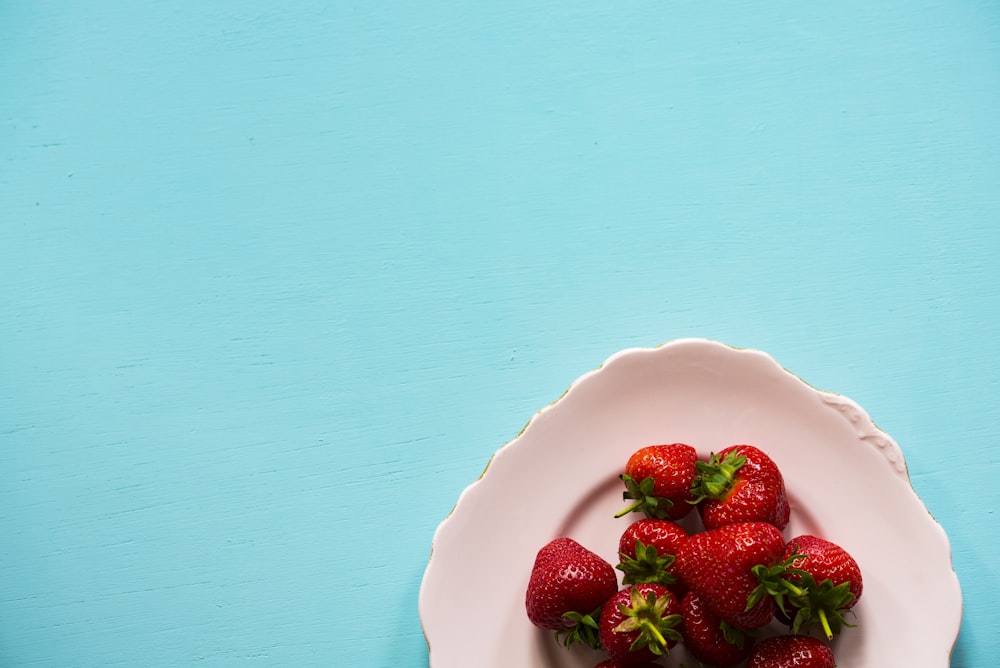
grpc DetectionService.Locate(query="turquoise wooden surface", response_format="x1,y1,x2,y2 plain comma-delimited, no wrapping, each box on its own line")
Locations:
2,2,998,666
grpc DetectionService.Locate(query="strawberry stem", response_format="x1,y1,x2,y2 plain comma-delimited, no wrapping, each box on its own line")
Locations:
780,572,857,638
749,556,810,615
784,581,805,598
640,620,668,655
614,498,646,519
613,587,683,657
818,608,833,640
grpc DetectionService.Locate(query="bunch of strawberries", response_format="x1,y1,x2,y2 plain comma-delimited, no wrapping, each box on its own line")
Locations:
525,443,862,667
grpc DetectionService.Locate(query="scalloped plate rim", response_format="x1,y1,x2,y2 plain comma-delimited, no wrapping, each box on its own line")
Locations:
419,338,962,666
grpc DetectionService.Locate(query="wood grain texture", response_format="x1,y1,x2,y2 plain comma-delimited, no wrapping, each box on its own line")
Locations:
2,1,998,666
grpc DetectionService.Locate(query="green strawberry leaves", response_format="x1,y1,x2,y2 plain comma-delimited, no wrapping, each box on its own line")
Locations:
747,552,858,640
748,553,809,616
719,620,753,649
612,587,683,656
689,451,747,503
785,573,858,639
616,539,678,587
616,474,675,519
556,609,602,649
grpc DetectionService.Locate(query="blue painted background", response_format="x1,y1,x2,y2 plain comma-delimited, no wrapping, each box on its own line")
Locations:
2,2,998,666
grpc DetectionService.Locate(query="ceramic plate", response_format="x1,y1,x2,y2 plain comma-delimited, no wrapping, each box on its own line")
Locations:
419,339,961,667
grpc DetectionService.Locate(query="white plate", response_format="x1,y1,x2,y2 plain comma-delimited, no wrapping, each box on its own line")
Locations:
419,339,962,667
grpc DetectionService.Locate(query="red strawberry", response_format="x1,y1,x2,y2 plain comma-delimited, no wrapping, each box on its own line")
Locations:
616,444,698,520
616,519,688,597
530,536,573,571
598,584,682,666
679,590,755,666
619,518,689,561
525,538,618,648
779,535,863,639
690,444,790,530
674,521,796,629
746,635,835,668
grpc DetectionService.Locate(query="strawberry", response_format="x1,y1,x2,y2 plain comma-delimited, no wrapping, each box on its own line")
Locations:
746,635,835,668
779,534,863,639
690,444,790,530
616,443,698,520
598,584,682,666
679,590,755,666
673,521,796,629
531,535,574,571
616,518,688,597
525,538,618,648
